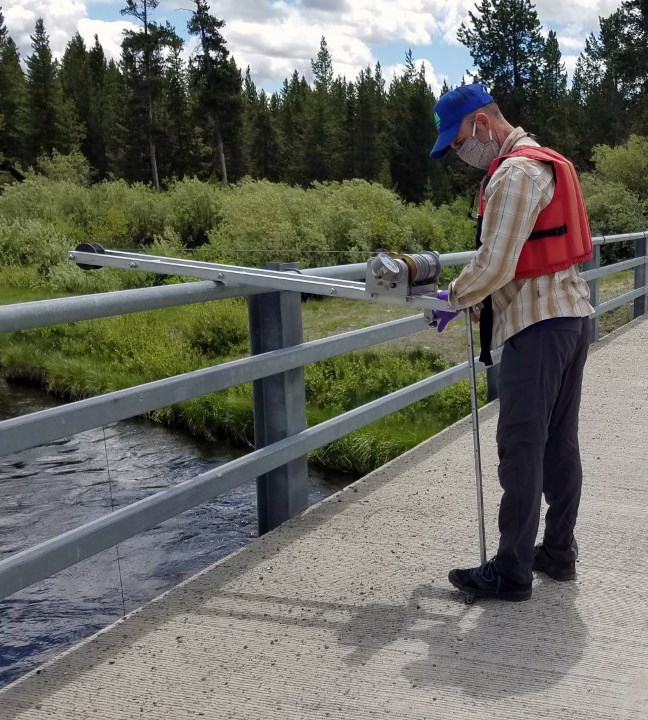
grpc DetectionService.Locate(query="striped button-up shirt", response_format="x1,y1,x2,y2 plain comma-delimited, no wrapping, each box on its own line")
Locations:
448,127,594,348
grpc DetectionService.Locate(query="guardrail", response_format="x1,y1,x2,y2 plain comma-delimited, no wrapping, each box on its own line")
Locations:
0,230,646,600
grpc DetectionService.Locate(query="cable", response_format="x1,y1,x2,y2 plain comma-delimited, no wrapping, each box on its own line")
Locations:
84,270,127,618
102,426,127,618
209,249,375,254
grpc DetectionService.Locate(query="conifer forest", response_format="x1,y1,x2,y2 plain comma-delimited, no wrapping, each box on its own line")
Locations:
0,0,646,205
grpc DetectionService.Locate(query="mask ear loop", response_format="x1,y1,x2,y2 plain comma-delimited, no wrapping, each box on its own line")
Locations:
475,116,494,142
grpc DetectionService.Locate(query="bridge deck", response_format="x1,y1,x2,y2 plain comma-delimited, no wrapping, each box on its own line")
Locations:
2,318,647,719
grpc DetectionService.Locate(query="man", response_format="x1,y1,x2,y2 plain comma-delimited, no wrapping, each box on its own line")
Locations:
430,83,594,602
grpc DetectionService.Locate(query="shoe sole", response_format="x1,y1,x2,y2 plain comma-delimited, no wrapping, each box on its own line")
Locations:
533,567,577,582
448,573,532,602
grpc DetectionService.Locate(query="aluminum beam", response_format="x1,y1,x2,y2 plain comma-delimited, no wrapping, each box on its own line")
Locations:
594,287,647,316
67,250,449,314
579,257,645,282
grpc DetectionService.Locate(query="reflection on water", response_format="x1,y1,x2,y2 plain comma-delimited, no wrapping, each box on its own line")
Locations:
0,378,348,687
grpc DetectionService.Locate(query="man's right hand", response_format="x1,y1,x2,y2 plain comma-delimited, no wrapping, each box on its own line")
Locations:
429,290,459,332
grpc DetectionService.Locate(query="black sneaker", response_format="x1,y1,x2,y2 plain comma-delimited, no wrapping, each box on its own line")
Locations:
448,559,532,602
533,545,576,581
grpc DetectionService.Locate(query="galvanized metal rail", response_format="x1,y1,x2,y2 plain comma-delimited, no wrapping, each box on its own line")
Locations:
0,230,646,601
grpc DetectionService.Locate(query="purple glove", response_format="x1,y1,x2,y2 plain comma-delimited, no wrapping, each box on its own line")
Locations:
429,289,459,332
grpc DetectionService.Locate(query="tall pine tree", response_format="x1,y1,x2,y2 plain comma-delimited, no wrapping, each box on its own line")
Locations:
278,70,310,184
386,51,436,203
159,31,194,179
535,30,572,152
60,33,92,163
26,18,81,163
85,36,123,179
572,10,629,155
305,37,335,181
188,0,242,184
618,0,648,133
0,9,28,169
120,0,170,188
353,66,386,181
458,0,545,127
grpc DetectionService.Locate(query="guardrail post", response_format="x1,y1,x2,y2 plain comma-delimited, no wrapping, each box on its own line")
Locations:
584,244,600,343
633,233,647,319
248,263,309,535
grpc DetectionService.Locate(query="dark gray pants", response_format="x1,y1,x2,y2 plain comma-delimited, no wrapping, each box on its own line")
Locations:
495,317,590,584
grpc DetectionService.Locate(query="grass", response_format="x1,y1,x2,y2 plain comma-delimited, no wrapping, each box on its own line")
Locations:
301,296,470,365
597,270,635,336
0,287,70,305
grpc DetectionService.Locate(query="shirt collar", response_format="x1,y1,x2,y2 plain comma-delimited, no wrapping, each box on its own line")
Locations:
499,127,535,156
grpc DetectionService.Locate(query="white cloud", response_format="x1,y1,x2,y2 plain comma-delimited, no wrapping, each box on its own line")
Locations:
557,33,590,53
190,0,479,87
563,54,581,77
1,0,616,88
203,0,606,87
535,0,621,26
2,0,144,65
383,58,445,96
3,0,87,59
223,15,376,85
78,18,138,60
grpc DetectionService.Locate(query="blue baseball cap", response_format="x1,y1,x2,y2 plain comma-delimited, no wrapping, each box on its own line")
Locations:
430,83,494,159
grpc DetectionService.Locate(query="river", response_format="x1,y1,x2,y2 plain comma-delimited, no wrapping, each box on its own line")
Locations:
0,377,349,687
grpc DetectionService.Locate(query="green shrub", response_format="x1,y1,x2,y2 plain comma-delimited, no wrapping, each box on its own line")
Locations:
580,174,647,263
312,180,412,257
590,135,648,201
166,178,223,248
197,178,477,271
203,179,323,267
36,150,92,186
305,348,447,411
580,175,647,235
0,175,90,232
0,264,42,289
108,181,169,246
0,219,70,276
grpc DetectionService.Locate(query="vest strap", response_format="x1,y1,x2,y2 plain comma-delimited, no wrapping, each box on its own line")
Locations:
528,224,568,241
478,296,494,367
475,215,494,366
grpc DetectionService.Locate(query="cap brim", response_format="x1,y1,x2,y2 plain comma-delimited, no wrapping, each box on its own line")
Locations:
430,122,461,159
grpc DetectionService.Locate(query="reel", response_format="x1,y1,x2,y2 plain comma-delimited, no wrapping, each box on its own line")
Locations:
365,251,441,298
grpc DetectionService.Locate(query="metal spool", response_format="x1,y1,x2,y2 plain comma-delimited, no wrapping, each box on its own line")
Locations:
394,251,440,284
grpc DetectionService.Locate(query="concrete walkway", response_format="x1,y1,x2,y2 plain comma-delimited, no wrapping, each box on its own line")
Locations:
2,318,648,720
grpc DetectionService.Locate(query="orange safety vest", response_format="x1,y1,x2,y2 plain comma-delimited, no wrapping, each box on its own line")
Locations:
478,146,593,278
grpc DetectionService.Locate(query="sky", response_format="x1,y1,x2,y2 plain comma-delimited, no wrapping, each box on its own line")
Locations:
1,0,624,95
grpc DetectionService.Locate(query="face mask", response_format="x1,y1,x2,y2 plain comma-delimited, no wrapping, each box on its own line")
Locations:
456,122,500,170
